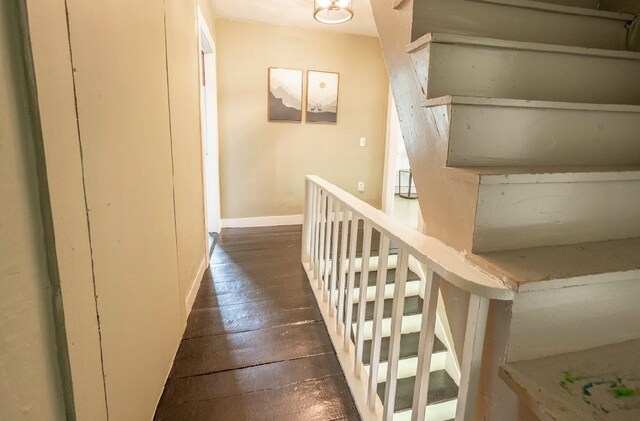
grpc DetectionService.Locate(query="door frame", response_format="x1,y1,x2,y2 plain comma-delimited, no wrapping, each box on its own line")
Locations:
196,5,221,255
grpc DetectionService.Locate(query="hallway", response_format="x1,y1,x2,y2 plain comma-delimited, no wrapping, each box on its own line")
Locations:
154,225,359,420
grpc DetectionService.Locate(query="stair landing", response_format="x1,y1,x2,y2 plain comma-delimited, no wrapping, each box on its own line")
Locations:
500,339,640,420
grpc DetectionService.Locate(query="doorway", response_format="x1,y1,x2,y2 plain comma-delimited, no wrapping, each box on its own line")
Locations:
382,89,422,231
197,6,221,256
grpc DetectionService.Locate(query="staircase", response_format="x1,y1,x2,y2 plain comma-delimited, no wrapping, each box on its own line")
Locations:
365,0,640,419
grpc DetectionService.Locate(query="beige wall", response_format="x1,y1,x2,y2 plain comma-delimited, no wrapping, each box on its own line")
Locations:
215,19,389,219
0,1,65,419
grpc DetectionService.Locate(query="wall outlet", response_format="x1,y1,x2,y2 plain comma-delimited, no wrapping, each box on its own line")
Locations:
360,137,366,147
358,182,365,192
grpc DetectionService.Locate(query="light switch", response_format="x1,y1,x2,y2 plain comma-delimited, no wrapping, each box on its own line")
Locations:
358,182,365,192
360,137,366,147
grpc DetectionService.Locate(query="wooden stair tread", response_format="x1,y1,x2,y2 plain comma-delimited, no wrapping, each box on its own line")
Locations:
422,95,640,113
377,370,458,412
407,32,640,61
443,165,640,185
352,295,423,323
467,237,640,291
354,268,420,288
500,339,640,420
472,0,635,21
362,333,447,365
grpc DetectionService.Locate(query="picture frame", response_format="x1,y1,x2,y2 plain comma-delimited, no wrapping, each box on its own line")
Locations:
268,67,303,122
306,70,339,124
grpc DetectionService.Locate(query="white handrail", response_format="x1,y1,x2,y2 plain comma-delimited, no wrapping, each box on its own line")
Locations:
301,175,517,421
305,175,515,300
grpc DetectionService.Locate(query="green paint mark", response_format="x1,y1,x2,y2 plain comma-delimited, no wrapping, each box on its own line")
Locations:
611,387,636,399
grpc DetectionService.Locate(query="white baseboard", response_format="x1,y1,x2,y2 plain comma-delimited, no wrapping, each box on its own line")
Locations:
221,214,303,228
185,256,208,317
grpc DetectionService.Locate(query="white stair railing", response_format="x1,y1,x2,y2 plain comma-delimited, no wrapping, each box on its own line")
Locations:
301,176,516,421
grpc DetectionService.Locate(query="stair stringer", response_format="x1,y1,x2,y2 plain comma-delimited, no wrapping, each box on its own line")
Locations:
369,1,528,419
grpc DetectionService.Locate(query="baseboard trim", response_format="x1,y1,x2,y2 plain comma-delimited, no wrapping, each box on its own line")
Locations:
185,256,208,317
221,214,303,228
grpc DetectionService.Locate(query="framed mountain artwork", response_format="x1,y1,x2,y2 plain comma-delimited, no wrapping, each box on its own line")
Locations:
306,70,339,124
268,68,303,122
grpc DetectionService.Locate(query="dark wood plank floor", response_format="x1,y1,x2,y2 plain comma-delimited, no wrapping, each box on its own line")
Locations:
154,225,360,421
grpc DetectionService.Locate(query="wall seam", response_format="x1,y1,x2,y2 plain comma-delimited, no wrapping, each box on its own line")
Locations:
61,0,110,418
162,0,186,322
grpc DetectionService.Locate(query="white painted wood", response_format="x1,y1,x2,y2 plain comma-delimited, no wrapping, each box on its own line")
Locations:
395,399,458,421
500,339,640,421
303,264,384,421
301,180,313,264
310,185,319,273
410,0,628,50
468,237,640,292
409,33,640,105
344,214,360,350
472,0,634,20
323,197,334,299
356,313,424,341
468,167,640,252
184,256,208,318
412,269,442,421
329,201,342,313
455,295,490,421
507,276,640,362
424,96,640,167
220,214,303,228
306,176,515,299
353,280,421,304
383,250,410,420
337,209,351,333
355,222,374,378
317,191,327,289
368,236,391,410
365,351,448,383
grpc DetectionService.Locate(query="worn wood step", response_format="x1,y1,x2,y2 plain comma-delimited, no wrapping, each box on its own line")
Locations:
470,0,634,21
408,33,640,105
362,333,446,365
423,96,640,167
352,295,423,323
411,0,629,49
377,370,458,413
354,268,420,288
530,0,597,9
500,339,640,420
443,165,640,252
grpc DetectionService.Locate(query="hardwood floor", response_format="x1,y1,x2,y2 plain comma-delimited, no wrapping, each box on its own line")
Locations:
154,225,360,421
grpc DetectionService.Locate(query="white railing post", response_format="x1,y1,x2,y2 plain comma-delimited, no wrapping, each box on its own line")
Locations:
309,184,319,272
411,268,442,421
343,214,360,350
368,235,391,410
354,222,373,378
336,208,350,333
301,179,313,265
383,248,410,421
455,294,490,421
316,190,326,287
329,201,341,314
323,196,334,301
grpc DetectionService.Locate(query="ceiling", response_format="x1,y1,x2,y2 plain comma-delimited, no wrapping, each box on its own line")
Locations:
209,0,379,37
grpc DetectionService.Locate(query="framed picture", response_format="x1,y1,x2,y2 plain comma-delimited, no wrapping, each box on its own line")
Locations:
306,70,339,124
268,67,303,122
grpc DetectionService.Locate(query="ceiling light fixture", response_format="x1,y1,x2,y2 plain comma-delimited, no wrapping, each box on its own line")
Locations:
313,0,354,25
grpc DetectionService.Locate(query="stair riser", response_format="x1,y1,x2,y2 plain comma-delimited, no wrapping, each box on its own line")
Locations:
410,42,640,104
391,399,458,421
412,0,627,49
447,104,640,167
355,313,423,340
352,280,421,304
365,352,447,383
474,179,640,252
